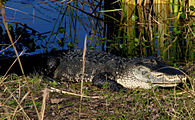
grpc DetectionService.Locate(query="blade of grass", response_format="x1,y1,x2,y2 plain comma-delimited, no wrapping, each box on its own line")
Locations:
79,34,87,118
0,3,41,120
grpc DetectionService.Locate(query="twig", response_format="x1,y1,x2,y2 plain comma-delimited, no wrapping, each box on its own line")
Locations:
0,19,39,33
49,87,104,99
5,6,51,23
40,88,49,120
79,34,87,118
0,50,24,82
12,91,30,119
163,36,178,53
0,35,21,53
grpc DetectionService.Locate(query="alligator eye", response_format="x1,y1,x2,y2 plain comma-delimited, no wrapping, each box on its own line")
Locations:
138,67,145,71
142,71,148,75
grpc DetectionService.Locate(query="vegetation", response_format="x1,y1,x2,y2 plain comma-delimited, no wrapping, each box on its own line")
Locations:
104,0,194,64
0,0,194,119
0,75,194,119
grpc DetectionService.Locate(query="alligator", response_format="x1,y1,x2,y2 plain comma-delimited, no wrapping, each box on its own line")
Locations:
0,50,187,91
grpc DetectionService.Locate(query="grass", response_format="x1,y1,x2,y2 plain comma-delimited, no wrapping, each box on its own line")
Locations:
0,74,194,120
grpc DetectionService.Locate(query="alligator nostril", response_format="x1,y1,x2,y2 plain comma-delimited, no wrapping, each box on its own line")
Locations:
150,59,157,64
156,74,163,77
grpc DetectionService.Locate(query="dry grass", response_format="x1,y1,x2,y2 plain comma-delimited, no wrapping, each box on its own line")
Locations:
0,74,194,119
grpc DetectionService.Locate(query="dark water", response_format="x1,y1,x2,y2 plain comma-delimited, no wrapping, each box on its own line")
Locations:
3,0,90,53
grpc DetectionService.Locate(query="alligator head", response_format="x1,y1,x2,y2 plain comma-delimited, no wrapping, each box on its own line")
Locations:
116,57,187,89
132,65,186,88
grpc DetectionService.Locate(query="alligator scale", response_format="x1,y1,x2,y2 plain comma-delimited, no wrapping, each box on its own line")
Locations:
0,50,186,91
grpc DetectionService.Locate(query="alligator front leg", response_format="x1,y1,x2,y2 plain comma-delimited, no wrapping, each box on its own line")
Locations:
92,72,127,92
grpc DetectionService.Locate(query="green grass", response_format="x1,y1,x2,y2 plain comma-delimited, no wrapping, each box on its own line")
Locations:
0,74,194,119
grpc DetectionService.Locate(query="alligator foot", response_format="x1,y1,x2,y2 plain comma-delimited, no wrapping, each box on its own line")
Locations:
92,72,127,92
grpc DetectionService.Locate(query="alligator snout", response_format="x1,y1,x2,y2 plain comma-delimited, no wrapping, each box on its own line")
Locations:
132,65,186,87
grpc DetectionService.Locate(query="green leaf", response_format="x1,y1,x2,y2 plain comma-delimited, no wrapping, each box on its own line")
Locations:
67,42,74,49
98,9,122,13
180,12,185,19
89,46,95,50
57,105,61,109
141,42,146,46
132,15,138,21
119,44,123,49
142,39,148,42
8,23,12,31
174,63,177,67
134,38,139,43
173,28,181,35
58,27,65,33
52,81,57,86
189,6,195,11
103,82,109,89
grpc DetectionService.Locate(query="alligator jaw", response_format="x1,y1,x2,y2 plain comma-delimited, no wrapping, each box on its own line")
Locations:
132,65,186,87
152,83,178,87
